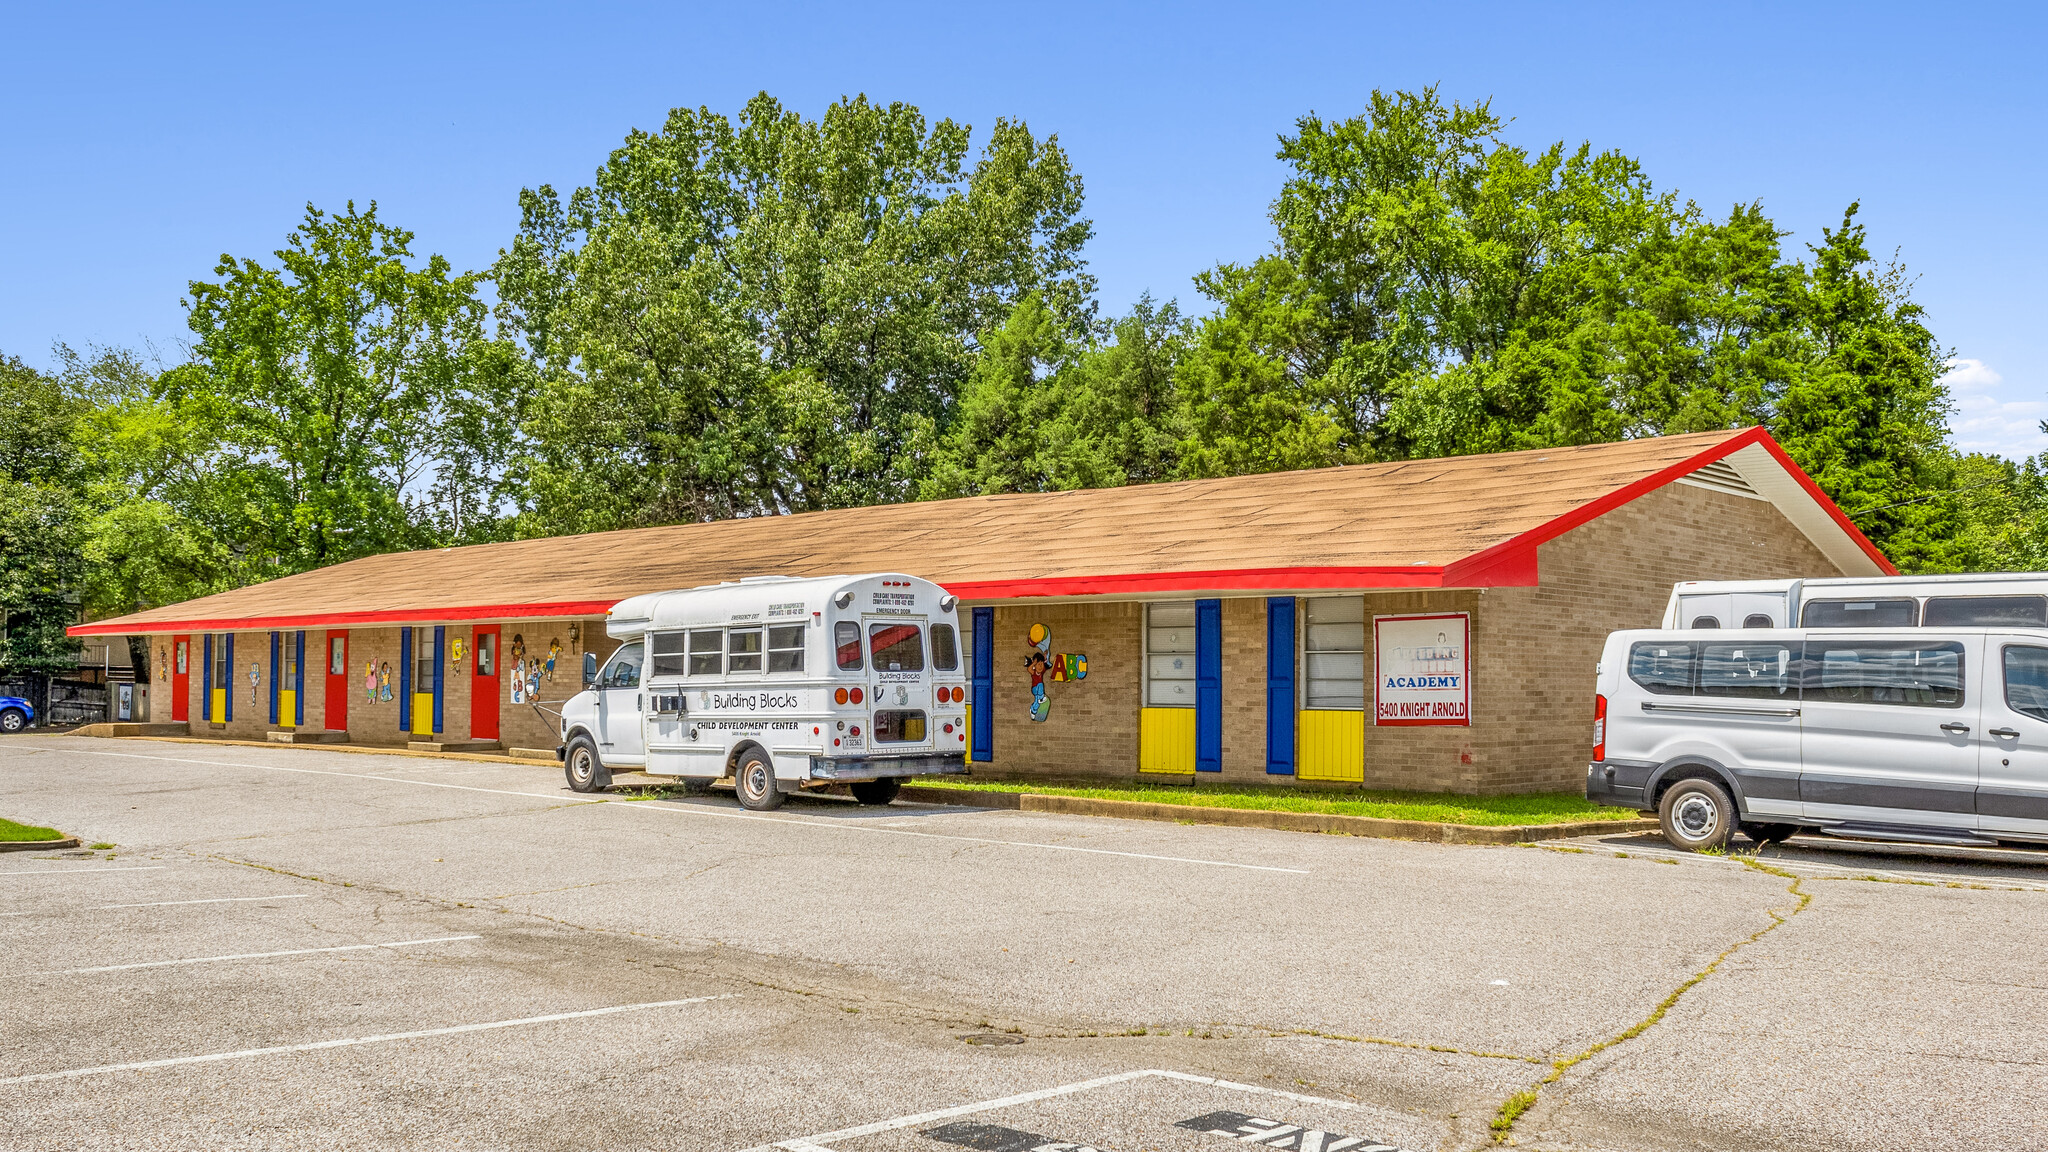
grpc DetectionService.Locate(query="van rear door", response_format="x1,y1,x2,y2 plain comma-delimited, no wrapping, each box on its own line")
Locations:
866,616,935,753
1798,635,1980,831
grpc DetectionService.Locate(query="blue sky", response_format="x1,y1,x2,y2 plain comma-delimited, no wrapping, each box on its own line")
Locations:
6,1,2043,457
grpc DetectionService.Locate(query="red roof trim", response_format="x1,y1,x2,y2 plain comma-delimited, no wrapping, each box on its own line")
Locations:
68,599,621,637
945,566,1449,600
1747,430,1900,576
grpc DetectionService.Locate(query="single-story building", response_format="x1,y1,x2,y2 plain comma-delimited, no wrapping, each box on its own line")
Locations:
71,427,1889,793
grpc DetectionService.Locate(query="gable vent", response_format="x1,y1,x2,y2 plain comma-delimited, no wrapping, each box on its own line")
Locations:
1676,458,1764,500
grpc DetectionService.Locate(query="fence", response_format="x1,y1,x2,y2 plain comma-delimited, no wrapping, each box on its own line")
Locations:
0,677,109,727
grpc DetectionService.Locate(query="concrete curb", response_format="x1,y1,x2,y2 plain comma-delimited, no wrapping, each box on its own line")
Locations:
895,786,1657,844
0,837,81,852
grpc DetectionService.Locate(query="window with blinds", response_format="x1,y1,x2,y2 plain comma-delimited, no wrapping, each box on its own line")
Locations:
1303,596,1366,710
1146,602,1197,707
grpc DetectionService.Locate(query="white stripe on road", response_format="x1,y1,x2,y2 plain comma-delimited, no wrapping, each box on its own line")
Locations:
745,1069,1394,1152
98,894,315,909
25,745,1309,875
0,995,725,1086
0,866,166,877
30,934,481,975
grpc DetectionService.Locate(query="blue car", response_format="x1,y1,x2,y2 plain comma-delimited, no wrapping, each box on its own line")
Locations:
0,696,33,733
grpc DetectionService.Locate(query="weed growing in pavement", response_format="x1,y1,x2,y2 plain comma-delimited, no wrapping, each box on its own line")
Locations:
89,842,116,850
1486,857,1812,1142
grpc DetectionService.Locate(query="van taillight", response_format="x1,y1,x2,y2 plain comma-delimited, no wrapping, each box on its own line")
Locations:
1592,693,1608,762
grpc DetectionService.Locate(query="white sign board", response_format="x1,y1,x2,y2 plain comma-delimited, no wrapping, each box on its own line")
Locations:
1373,613,1470,726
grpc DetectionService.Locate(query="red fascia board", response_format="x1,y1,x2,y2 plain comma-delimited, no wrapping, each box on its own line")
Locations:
943,566,1449,600
68,599,622,637
1440,427,1896,586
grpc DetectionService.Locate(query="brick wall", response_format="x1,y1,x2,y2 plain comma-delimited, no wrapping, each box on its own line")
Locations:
978,602,1141,779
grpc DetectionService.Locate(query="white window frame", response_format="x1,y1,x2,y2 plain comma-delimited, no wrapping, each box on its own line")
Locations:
1145,601,1197,709
1300,596,1366,711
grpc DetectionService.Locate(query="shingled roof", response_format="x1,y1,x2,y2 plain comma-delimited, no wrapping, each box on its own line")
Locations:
71,426,1891,636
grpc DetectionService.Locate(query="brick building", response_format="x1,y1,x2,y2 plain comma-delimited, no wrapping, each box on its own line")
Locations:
71,427,1889,794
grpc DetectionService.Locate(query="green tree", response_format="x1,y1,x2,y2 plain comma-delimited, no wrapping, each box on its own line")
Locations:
0,353,84,676
498,92,1094,532
167,201,519,578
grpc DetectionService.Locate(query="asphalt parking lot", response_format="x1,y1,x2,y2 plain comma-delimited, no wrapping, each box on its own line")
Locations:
3,737,2044,1151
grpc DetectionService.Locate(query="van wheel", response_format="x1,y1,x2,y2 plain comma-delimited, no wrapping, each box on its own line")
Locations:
1659,778,1735,852
735,751,783,811
1742,821,1798,847
850,778,902,805
564,735,608,793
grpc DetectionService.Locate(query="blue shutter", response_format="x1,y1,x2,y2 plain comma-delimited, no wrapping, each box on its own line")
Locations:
202,634,212,719
970,607,994,762
399,628,413,731
1195,599,1222,773
294,631,306,726
1266,597,1296,775
224,634,234,722
432,626,445,734
268,631,280,724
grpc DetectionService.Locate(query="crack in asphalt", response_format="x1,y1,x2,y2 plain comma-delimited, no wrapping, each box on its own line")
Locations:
1482,857,1814,1146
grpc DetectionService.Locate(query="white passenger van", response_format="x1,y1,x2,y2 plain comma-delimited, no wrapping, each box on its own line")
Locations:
1592,624,2048,851
557,574,969,809
1663,573,2048,631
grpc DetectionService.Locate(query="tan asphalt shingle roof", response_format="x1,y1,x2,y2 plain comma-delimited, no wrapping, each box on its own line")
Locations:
77,430,1775,633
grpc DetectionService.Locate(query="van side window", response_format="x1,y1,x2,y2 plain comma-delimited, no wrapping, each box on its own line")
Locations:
1628,642,1696,695
929,623,959,671
1742,614,1774,628
1998,647,2048,717
2004,646,2048,722
1808,641,1963,708
687,630,723,676
1698,643,1795,698
767,625,805,673
650,632,686,677
834,622,863,671
1801,599,1917,628
1925,595,2048,627
602,642,643,688
727,629,763,673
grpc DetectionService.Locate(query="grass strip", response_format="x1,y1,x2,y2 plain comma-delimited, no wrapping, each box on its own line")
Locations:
0,817,65,842
1487,856,1812,1142
916,779,1639,827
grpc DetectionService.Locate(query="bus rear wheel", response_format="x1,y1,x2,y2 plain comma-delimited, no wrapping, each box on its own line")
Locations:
736,751,784,811
851,778,902,806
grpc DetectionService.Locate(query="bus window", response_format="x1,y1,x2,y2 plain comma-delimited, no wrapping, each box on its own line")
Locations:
835,621,863,671
767,625,805,673
728,629,763,673
1924,595,2048,627
1802,599,1917,628
687,630,723,676
650,632,686,677
869,623,924,672
930,623,959,671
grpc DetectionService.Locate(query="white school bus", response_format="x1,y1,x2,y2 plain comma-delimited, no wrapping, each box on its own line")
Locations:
556,573,970,808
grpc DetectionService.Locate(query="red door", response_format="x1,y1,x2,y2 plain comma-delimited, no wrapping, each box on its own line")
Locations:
171,635,190,722
324,630,349,732
472,626,500,741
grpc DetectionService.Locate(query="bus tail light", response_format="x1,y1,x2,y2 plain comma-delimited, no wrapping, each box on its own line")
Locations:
850,687,864,705
1592,694,1608,762
834,687,848,705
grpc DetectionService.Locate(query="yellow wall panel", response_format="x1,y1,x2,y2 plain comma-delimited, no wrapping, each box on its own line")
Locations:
411,693,436,735
1139,707,1196,774
1297,709,1365,782
209,688,227,725
278,689,295,729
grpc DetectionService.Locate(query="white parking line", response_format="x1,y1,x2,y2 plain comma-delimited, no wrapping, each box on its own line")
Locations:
745,1069,1400,1152
98,894,316,909
0,866,167,877
29,934,482,975
28,746,1309,875
0,995,726,1086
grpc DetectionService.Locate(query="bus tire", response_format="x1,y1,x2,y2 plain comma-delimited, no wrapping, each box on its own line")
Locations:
735,749,783,811
850,778,902,806
564,734,608,793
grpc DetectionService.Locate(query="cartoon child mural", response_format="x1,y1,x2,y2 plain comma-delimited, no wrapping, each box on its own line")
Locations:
248,661,261,704
545,639,561,681
365,660,378,702
378,662,393,702
158,646,169,681
1023,624,1086,722
450,636,465,675
509,634,527,704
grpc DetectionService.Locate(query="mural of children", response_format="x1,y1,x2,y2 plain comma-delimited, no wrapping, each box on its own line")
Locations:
158,646,169,681
248,661,261,704
528,664,544,699
365,660,378,702
1025,650,1052,721
378,662,393,701
545,639,560,681
511,658,525,704
450,636,466,674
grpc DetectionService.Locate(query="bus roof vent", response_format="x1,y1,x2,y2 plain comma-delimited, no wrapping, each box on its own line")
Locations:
1676,458,1763,500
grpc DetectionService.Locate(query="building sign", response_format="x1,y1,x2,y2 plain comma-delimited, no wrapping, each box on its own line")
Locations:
1373,612,1469,726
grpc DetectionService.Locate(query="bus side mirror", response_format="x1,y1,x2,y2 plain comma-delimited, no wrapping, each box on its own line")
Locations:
582,652,598,688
